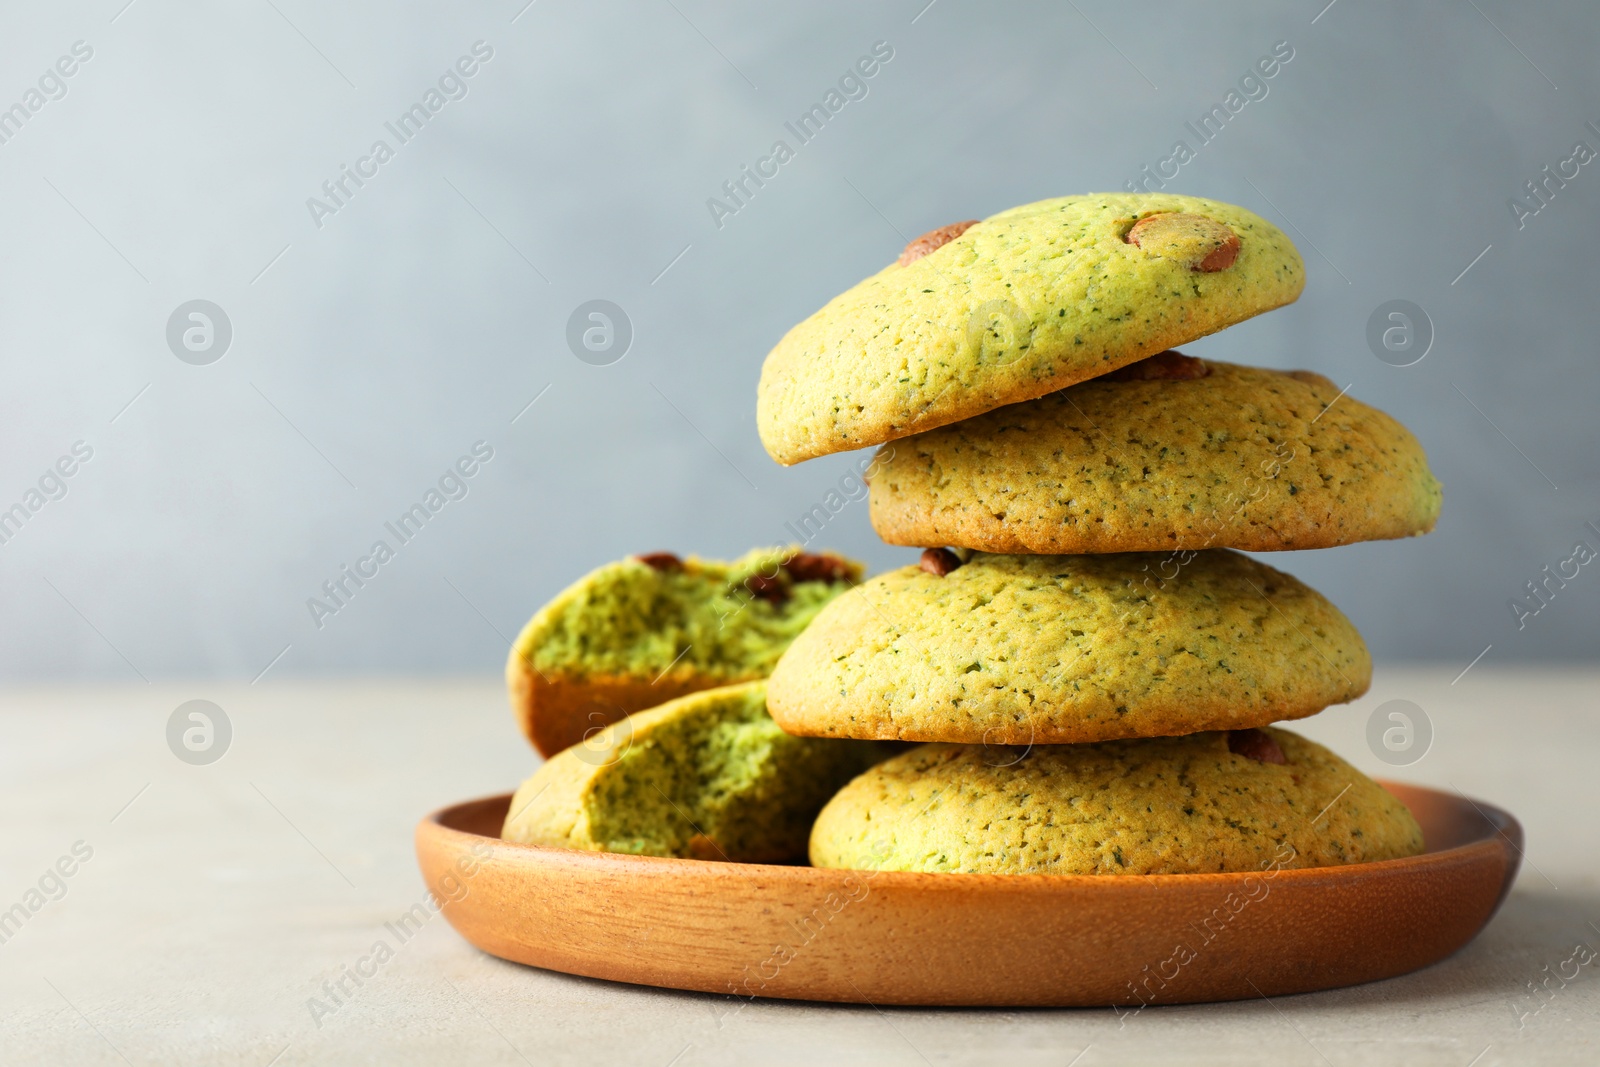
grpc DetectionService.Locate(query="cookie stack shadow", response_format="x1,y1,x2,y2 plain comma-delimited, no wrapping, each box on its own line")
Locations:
759,193,1444,876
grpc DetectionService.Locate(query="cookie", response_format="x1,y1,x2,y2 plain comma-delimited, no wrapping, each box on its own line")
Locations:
868,356,1443,553
765,549,1369,744
502,681,892,863
756,193,1305,465
507,547,862,757
809,728,1424,875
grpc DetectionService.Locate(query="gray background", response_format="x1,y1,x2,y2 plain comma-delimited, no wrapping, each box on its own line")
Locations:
1,0,1595,683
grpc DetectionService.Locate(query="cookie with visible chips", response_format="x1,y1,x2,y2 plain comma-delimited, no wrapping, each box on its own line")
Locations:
756,193,1305,465
508,547,861,757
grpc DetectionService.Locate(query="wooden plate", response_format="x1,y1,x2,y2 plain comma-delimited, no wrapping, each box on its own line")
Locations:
415,782,1521,1007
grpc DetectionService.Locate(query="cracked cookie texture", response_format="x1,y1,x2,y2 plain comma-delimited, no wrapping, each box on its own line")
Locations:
867,360,1443,553
507,547,861,757
765,550,1369,744
809,728,1423,875
756,193,1305,465
503,681,894,863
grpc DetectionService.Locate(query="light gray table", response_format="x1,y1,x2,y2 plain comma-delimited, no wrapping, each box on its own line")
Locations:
1,667,1595,1065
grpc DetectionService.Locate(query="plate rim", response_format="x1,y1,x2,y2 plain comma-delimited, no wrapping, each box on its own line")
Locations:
415,780,1524,1006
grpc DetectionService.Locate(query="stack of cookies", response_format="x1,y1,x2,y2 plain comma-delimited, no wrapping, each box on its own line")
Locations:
757,193,1443,875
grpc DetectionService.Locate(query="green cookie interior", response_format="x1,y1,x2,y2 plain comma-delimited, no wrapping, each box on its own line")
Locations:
503,681,892,862
518,547,858,682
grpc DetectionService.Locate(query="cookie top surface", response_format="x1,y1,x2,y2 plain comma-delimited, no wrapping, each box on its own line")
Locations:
756,193,1305,465
809,728,1424,875
868,358,1443,553
766,550,1369,744
502,681,891,863
508,546,861,685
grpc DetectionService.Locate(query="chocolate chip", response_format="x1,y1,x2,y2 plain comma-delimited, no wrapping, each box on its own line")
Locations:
1125,212,1241,273
636,552,683,572
781,552,855,584
1228,728,1286,765
1100,350,1209,382
899,220,980,266
920,547,962,577
743,573,789,604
